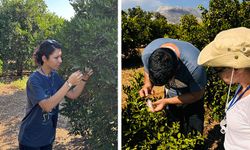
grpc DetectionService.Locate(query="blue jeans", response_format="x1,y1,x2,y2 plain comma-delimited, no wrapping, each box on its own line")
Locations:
19,143,52,150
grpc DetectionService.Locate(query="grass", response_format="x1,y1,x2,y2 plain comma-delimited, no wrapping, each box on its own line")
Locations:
0,76,28,90
10,76,28,90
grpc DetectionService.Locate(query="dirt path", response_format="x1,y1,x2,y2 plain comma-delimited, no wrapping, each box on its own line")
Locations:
0,90,84,150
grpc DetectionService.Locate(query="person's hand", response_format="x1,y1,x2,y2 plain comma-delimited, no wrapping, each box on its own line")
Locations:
139,85,154,97
151,99,167,112
67,70,83,86
146,100,154,112
81,67,93,81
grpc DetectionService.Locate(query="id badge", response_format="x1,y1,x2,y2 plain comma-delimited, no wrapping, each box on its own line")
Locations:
220,117,227,134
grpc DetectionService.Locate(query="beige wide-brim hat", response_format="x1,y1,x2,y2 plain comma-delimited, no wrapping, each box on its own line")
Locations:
198,27,250,68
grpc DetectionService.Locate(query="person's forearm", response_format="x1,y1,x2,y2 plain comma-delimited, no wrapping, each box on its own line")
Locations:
164,90,204,105
144,71,153,87
39,82,70,112
70,81,86,99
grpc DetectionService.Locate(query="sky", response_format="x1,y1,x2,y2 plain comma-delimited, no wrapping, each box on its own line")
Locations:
44,0,75,20
44,0,210,19
122,0,210,11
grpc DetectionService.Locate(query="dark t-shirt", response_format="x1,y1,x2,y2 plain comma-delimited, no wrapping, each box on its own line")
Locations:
18,70,64,147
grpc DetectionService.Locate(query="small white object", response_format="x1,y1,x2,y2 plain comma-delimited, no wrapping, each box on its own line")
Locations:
220,117,227,134
147,100,154,112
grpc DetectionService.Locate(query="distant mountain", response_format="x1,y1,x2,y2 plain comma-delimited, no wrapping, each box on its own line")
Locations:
156,6,202,24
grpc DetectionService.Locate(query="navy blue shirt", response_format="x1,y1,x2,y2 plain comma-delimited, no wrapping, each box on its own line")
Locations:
18,70,64,147
142,38,207,95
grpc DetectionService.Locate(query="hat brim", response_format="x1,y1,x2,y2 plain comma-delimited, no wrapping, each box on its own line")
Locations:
198,41,250,68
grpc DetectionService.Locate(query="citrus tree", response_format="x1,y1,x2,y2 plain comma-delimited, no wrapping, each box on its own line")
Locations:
0,0,64,76
57,0,117,149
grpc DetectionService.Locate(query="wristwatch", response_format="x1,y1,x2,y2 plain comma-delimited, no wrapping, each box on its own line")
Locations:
66,80,72,88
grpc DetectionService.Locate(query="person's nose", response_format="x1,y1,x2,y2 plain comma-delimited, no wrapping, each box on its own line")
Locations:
58,57,62,63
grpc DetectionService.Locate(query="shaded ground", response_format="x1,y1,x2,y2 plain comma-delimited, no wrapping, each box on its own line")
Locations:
0,89,84,149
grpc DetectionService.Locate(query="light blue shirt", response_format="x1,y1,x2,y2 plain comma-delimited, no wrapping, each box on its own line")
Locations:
142,38,207,95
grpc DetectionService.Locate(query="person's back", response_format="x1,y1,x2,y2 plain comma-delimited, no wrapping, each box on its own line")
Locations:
143,38,201,73
140,38,207,135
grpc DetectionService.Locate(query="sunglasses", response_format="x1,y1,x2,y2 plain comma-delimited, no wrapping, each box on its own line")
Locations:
40,39,60,50
211,67,227,74
46,39,57,44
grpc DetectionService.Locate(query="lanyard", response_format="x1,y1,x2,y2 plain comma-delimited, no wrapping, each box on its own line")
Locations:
227,85,250,111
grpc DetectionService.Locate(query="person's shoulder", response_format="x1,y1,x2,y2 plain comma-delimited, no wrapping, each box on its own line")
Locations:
27,71,42,85
240,90,250,104
29,71,40,80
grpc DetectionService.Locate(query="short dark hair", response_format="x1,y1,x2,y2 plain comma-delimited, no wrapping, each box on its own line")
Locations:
148,48,179,86
33,39,62,66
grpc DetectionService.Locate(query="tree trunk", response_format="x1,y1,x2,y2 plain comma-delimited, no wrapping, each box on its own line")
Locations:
16,59,23,77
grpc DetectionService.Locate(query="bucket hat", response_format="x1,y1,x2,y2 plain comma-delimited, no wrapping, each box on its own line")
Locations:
198,27,250,68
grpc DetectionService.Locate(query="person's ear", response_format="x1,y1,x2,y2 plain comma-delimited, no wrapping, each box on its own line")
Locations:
42,55,48,63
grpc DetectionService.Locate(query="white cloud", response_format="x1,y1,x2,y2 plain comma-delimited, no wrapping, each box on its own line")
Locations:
122,0,163,11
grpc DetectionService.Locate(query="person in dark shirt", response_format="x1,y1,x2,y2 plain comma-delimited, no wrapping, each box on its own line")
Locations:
18,39,93,149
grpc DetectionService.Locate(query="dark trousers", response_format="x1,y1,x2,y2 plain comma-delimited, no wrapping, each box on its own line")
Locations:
166,104,204,135
165,88,205,149
19,143,52,150
164,88,204,134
